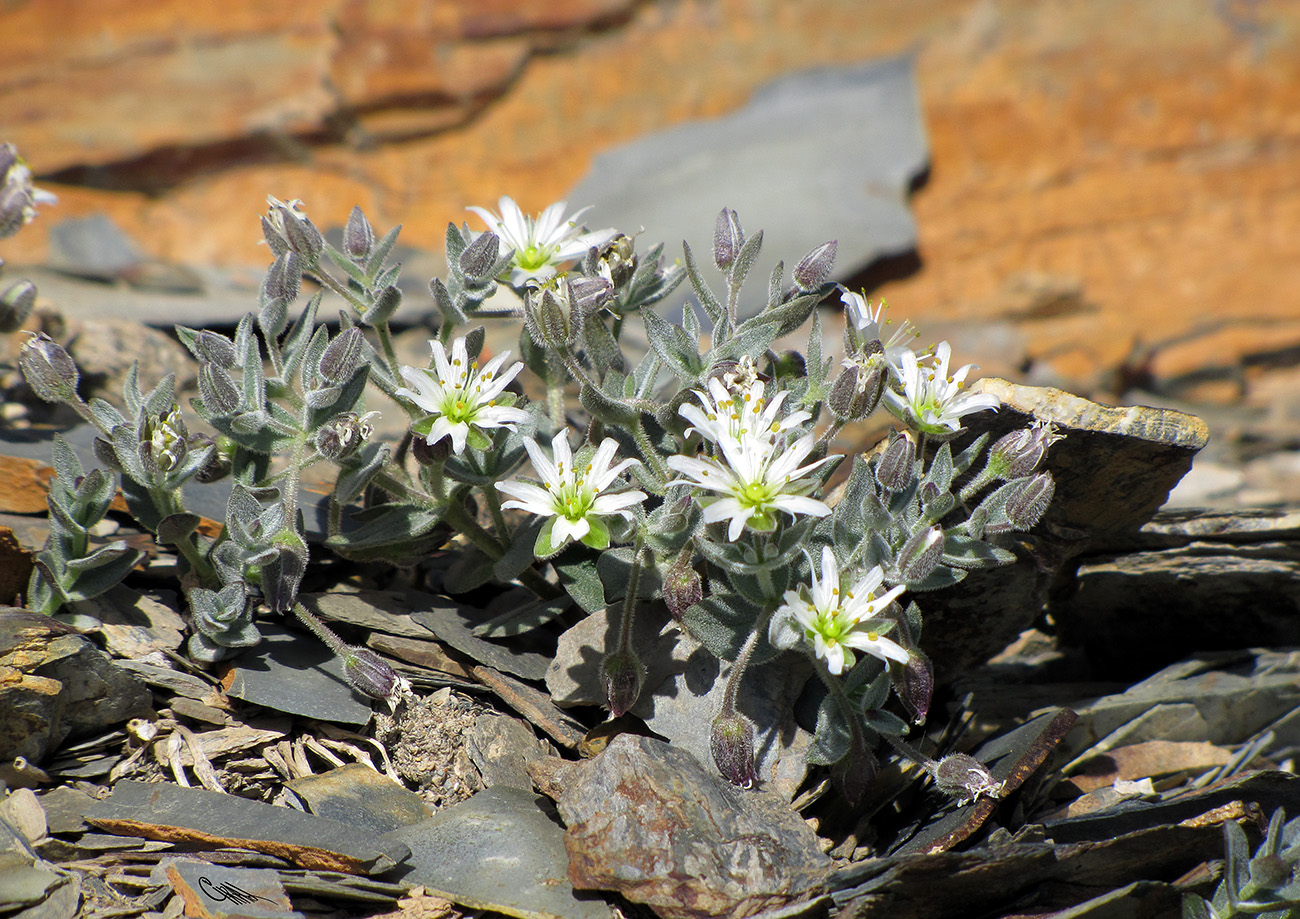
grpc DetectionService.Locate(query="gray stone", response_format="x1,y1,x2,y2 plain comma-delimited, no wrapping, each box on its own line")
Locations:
46,215,143,281
66,317,198,403
546,603,689,708
285,763,431,835
466,713,547,791
568,56,927,320
223,623,374,726
151,857,302,919
383,786,613,919
411,600,551,683
535,734,830,919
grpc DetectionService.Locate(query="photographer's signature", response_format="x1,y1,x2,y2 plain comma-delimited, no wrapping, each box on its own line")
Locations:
197,875,278,906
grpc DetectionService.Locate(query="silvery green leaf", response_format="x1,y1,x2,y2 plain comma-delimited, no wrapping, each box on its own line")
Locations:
492,515,545,582
430,277,466,327
726,228,763,292
952,432,990,476
64,543,143,601
323,243,370,285
372,263,402,292
278,293,322,380
87,397,126,431
643,307,703,382
325,504,448,566
922,490,956,521
598,546,662,603
333,441,388,506
767,259,784,309
76,467,115,521
807,694,852,766
156,513,200,545
904,564,966,592
111,424,148,484
554,550,605,614
580,312,625,379
682,240,724,323
304,384,342,409
258,296,288,341
361,284,402,326
709,319,778,366
923,442,955,493
862,707,910,737
239,323,265,413
366,224,402,278
941,535,1016,570
579,380,638,428
166,440,215,489
232,314,254,369
444,221,467,264
443,548,497,595
123,362,143,414
300,324,330,393
680,591,760,662
50,433,83,484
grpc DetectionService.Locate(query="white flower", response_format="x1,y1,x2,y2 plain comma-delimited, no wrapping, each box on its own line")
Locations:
666,425,834,542
678,376,810,450
771,547,908,676
395,336,530,454
882,341,1000,438
468,196,616,286
840,289,916,359
497,432,646,552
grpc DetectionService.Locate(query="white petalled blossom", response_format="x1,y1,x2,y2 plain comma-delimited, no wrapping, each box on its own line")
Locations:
771,547,908,676
883,341,1001,438
667,382,834,541
496,432,646,552
468,196,616,286
840,289,916,358
678,374,809,449
395,336,529,454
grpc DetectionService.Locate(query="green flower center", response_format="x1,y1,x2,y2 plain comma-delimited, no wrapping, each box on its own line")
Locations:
739,480,774,507
517,243,553,271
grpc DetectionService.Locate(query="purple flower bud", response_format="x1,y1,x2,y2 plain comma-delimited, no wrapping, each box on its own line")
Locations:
199,363,241,416
459,231,500,281
828,348,886,421
342,645,409,705
261,540,308,615
663,551,703,620
0,279,36,333
263,250,303,304
320,327,366,384
343,205,375,261
600,649,645,718
876,430,917,492
832,746,878,807
411,434,451,465
713,208,744,270
989,421,1062,480
793,240,837,291
315,411,376,461
930,753,1004,806
19,332,80,403
897,527,943,583
892,648,933,725
1005,472,1055,530
195,330,237,369
711,709,759,788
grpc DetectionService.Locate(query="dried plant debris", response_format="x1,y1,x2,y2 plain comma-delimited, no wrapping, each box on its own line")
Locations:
374,688,484,809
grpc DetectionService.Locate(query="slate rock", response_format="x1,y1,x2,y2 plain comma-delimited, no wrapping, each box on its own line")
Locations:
534,734,831,919
383,786,612,919
286,763,431,835
465,713,547,791
0,608,151,763
85,780,409,875
67,316,198,399
546,603,690,708
46,215,144,282
568,55,927,320
915,379,1209,677
221,623,373,726
152,857,302,919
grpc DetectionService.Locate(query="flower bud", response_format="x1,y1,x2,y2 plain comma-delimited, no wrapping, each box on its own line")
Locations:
876,430,917,492
343,205,375,261
341,645,411,707
793,240,837,291
598,234,637,288
930,753,1004,806
600,649,645,718
1005,472,1055,530
832,745,878,807
263,250,302,304
264,196,323,263
713,208,744,270
19,332,80,403
459,230,500,282
710,709,758,788
199,363,241,416
891,648,933,725
663,549,703,620
261,539,308,615
896,527,943,582
320,327,366,384
194,438,232,484
828,347,886,422
0,145,56,240
528,279,583,349
141,407,188,475
411,434,451,465
988,420,1062,480
195,330,237,369
0,279,36,333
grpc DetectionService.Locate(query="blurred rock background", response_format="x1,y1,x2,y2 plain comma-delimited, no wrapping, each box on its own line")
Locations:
4,0,1300,501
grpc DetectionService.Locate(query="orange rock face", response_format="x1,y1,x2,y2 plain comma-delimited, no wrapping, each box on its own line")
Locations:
3,0,1299,391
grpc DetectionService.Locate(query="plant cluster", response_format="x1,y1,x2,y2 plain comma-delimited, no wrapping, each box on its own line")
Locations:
1184,809,1300,918
8,140,1061,801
